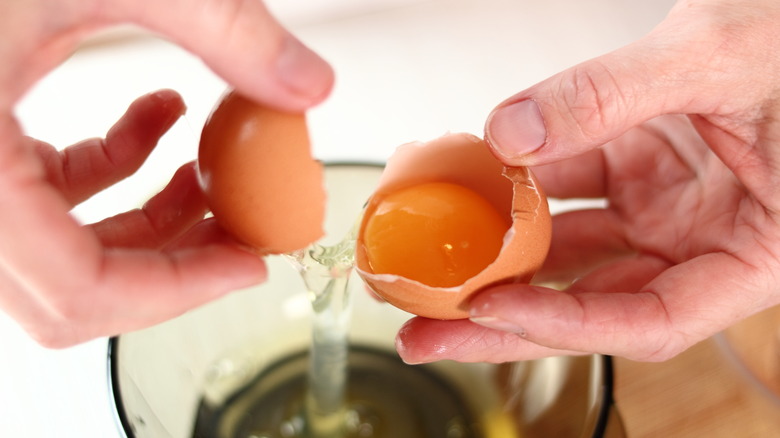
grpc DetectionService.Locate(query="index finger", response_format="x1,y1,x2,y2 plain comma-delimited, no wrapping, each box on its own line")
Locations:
100,0,334,111
1,0,334,113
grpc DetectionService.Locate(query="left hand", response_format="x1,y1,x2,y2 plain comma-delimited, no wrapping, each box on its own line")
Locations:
396,0,780,364
0,0,333,347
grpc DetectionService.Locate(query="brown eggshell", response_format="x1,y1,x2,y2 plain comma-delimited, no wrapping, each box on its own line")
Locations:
198,90,325,254
355,133,551,319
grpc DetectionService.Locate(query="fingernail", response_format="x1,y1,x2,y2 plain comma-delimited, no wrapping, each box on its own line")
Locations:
395,322,426,364
469,289,528,335
470,315,527,336
394,336,424,365
276,36,334,104
149,89,186,125
486,99,546,160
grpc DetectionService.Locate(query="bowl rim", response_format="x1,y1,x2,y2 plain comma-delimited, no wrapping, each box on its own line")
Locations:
107,336,617,438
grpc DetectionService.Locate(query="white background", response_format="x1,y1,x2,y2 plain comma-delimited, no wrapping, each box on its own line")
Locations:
2,0,675,436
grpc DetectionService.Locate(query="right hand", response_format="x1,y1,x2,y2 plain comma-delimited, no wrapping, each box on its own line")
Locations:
396,0,780,364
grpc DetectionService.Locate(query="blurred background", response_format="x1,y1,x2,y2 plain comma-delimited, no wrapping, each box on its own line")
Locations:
2,0,675,436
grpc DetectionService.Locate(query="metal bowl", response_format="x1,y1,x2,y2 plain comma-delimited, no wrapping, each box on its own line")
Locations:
107,164,624,438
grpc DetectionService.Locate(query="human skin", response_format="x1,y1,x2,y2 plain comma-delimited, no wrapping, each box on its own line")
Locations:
396,0,780,363
0,0,334,348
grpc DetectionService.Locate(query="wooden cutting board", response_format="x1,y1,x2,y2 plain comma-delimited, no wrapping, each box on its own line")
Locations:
614,336,780,437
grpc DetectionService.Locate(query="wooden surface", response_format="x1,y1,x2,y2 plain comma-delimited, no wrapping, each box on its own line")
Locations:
614,337,780,437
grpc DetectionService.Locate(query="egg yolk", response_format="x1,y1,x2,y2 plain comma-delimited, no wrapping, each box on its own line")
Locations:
362,182,509,288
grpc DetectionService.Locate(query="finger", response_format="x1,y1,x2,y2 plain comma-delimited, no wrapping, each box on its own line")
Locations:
530,149,606,199
103,224,267,324
2,1,332,112
566,253,671,295
164,217,246,250
395,318,580,364
30,243,266,348
535,208,633,284
530,118,696,199
0,116,266,347
468,252,770,362
483,4,778,168
32,89,186,205
10,221,267,348
89,161,208,248
0,269,46,336
398,255,665,364
100,0,334,111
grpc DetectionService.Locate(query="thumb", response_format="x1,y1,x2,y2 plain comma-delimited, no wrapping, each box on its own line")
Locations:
484,51,655,166
483,2,776,167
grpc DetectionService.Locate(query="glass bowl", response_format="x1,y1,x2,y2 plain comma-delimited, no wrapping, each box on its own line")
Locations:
107,164,624,438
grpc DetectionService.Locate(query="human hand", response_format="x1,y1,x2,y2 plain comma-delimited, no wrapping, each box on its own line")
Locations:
396,0,780,363
0,0,334,347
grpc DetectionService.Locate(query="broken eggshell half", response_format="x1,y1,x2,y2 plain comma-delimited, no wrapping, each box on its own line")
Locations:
355,133,551,320
197,90,326,255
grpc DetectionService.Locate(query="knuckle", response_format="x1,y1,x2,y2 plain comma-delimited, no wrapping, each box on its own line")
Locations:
630,330,688,362
558,62,630,142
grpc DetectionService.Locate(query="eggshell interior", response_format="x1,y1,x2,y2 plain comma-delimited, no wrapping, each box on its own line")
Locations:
355,133,551,319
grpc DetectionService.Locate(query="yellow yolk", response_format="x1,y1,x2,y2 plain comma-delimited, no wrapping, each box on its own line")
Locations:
362,182,509,288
